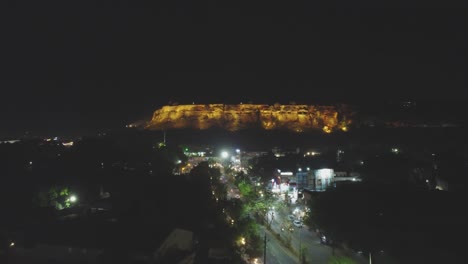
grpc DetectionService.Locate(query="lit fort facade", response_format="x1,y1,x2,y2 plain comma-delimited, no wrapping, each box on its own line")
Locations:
145,104,353,133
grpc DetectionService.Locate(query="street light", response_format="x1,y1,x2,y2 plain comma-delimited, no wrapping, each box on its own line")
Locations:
69,195,77,203
221,151,229,159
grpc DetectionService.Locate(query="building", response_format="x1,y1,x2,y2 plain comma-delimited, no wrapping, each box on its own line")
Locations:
279,168,335,192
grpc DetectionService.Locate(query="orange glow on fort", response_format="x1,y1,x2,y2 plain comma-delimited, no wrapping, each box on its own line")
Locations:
146,104,353,133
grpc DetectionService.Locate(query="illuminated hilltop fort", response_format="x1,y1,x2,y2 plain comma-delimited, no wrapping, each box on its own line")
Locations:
145,104,353,133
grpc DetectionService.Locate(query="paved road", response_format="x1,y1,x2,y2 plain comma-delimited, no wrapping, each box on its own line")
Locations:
260,226,297,264
267,204,367,264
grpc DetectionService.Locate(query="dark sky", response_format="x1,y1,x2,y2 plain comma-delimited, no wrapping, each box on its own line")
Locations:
0,0,467,137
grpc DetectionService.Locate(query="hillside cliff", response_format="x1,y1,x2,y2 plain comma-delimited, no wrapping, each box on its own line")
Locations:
145,104,353,133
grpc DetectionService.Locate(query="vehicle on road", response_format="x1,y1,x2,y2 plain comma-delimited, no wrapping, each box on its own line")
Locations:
319,232,334,245
293,220,303,227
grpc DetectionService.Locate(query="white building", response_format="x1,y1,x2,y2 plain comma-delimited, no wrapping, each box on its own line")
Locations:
295,168,335,191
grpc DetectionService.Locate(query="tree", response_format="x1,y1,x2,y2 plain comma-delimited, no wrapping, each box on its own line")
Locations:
282,221,295,248
238,181,253,199
33,185,72,210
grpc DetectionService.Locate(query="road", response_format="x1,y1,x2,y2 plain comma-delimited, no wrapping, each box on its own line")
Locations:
260,226,298,264
267,203,367,264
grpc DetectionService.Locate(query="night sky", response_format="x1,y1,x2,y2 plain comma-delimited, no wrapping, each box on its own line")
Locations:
0,1,466,137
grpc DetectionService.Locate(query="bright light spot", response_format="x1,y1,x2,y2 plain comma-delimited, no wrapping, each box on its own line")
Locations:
426,179,429,183
307,167,310,171
391,148,399,154
69,195,77,203
221,151,229,159
298,168,302,172
277,169,281,173
341,126,348,132
322,126,332,133
236,149,240,153
62,141,74,147
10,242,15,247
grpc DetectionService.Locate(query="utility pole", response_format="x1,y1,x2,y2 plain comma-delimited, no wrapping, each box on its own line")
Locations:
369,252,372,264
299,227,302,263
264,233,267,264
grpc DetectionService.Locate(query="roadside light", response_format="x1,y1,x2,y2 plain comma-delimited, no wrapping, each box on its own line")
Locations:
221,151,229,159
236,149,240,154
10,242,15,247
69,195,77,203
241,237,246,245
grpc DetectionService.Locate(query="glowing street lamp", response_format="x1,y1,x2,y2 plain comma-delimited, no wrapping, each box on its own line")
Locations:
221,151,229,159
69,195,77,203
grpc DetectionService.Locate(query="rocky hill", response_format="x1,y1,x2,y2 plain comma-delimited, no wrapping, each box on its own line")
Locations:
145,104,353,133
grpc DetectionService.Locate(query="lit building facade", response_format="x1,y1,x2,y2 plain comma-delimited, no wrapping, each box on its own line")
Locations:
296,168,335,191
